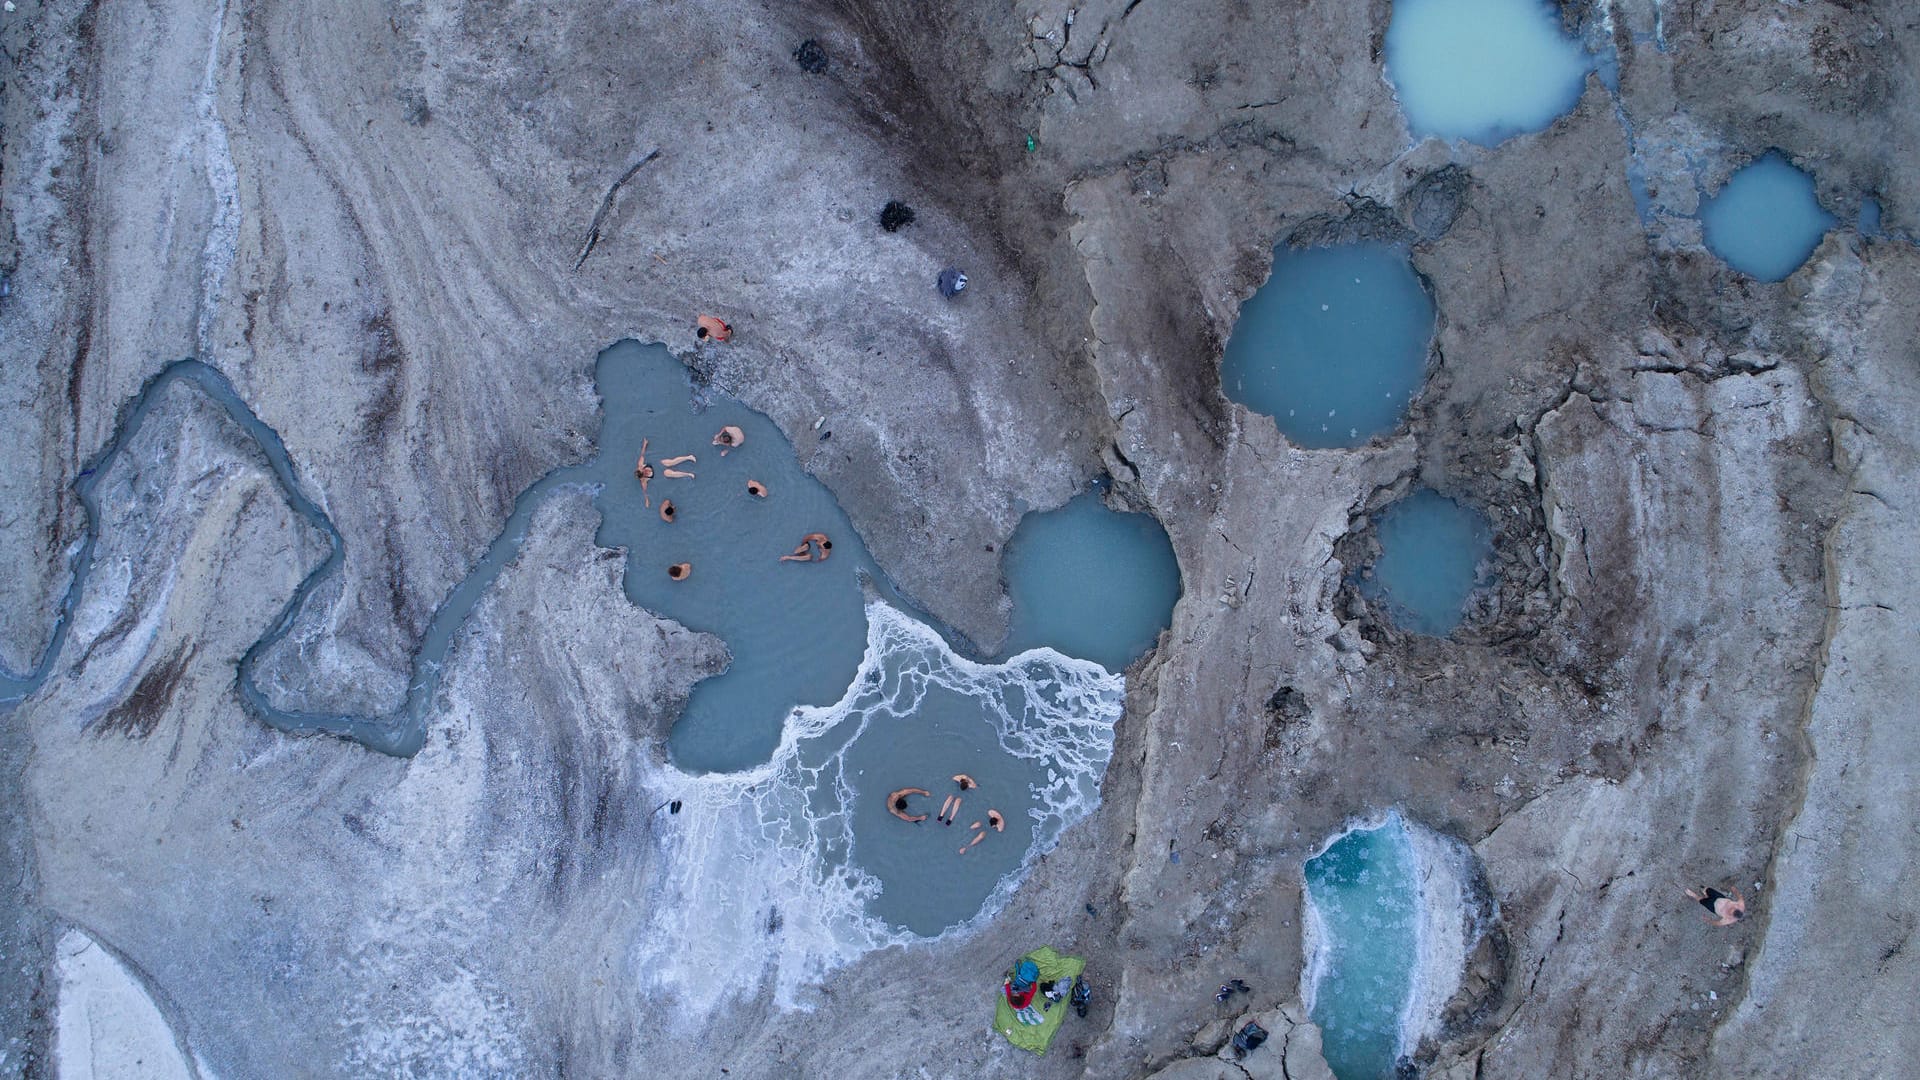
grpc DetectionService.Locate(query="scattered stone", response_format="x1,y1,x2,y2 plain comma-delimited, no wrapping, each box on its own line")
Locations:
793,39,829,74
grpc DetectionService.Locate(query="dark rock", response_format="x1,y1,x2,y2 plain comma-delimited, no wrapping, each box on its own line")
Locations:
879,200,916,232
793,39,829,74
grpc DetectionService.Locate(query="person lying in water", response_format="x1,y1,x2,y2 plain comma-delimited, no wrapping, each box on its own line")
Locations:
779,533,833,562
1683,884,1748,927
634,438,654,507
937,794,962,825
713,425,745,455
953,774,976,790
660,454,696,480
987,809,1005,832
959,828,987,855
747,479,768,498
887,788,930,823
658,499,676,523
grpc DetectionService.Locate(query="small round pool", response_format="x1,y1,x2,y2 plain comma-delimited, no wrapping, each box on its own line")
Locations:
1221,244,1435,450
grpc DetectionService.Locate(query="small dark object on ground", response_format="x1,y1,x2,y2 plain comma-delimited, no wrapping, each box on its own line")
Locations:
1084,903,1098,918
879,201,916,232
937,267,968,297
794,39,829,74
1230,978,1250,994
1231,1021,1268,1057
1071,975,1091,1018
669,800,682,814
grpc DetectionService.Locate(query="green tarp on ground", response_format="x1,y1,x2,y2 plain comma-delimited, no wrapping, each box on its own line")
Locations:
993,946,1086,1056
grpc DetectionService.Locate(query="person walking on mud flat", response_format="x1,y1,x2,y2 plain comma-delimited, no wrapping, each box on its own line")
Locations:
887,788,930,823
635,438,654,507
1683,884,1748,926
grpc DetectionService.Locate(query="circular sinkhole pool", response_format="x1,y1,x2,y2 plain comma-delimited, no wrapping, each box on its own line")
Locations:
1221,244,1436,450
1699,151,1837,282
1000,488,1182,673
1358,489,1495,637
1385,0,1592,146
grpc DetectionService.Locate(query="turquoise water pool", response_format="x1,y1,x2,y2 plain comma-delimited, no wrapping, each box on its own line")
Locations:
1699,152,1836,282
1304,815,1421,1080
1220,245,1435,450
1385,0,1591,145
1359,489,1494,637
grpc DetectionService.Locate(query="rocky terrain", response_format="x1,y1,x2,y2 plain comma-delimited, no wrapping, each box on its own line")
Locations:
2,0,1916,1077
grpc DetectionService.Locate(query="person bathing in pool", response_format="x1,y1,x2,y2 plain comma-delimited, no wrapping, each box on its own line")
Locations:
779,533,833,562
634,439,654,507
660,454,696,479
713,425,745,455
887,788,930,824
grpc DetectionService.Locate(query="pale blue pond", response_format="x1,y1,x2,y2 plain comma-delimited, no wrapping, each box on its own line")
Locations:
1001,488,1182,672
1305,815,1420,1080
1360,489,1494,636
1699,152,1836,282
1386,0,1592,145
1221,244,1435,449
591,342,881,773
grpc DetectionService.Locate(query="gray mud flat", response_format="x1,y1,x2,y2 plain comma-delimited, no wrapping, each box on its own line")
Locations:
4,1,1919,1077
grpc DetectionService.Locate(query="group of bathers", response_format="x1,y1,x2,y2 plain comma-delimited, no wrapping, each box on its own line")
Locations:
888,775,1007,855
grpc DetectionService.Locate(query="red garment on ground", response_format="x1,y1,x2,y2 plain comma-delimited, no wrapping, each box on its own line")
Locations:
1004,980,1037,1009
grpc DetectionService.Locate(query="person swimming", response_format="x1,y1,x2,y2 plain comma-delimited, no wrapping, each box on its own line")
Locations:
660,454,696,480
667,562,691,581
959,828,987,854
1683,884,1748,927
887,787,930,823
953,774,977,790
746,479,768,498
987,809,1005,832
937,794,963,826
713,425,745,455
634,438,654,508
658,499,676,523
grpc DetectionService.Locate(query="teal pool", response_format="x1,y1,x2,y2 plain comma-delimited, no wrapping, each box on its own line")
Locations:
1304,815,1420,1080
1699,152,1836,282
1220,245,1435,450
1359,489,1494,637
1385,0,1591,145
1001,489,1182,672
